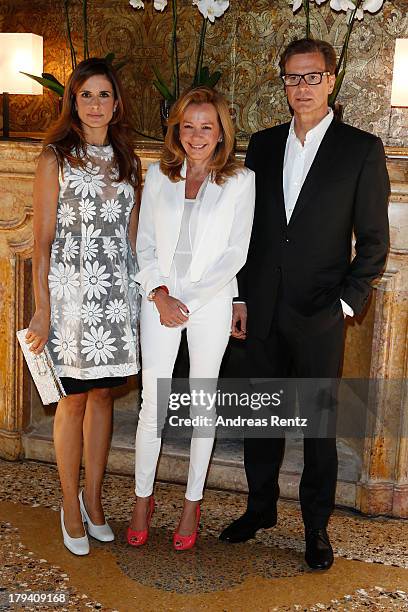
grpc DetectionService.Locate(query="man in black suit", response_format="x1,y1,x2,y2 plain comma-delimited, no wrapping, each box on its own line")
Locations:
219,38,390,569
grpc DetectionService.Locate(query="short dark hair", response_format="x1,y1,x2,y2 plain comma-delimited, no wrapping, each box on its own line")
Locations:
280,38,337,75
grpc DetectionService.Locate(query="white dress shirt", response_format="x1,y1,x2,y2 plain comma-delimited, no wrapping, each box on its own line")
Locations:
283,109,333,223
282,109,353,318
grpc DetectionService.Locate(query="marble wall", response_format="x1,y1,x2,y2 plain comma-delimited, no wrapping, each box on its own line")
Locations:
1,140,407,515
0,0,407,145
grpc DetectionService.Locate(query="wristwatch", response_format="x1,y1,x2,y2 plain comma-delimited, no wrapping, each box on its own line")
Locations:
147,285,169,301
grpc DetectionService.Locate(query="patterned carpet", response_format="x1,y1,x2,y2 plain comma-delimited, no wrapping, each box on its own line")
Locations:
0,459,407,611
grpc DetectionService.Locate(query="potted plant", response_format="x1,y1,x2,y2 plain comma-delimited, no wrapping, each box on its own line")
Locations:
129,0,230,132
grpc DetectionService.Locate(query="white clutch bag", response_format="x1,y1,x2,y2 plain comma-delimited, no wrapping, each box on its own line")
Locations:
16,329,66,405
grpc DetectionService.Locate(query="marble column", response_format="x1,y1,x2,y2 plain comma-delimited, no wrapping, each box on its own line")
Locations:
0,142,38,459
358,154,408,517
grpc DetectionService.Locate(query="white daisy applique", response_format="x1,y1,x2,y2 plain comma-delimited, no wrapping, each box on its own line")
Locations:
101,198,122,223
83,261,111,300
125,199,135,218
62,301,81,326
113,261,128,293
49,262,80,300
51,327,77,365
128,271,138,291
51,241,59,259
113,180,133,200
115,224,128,257
89,146,113,162
57,202,76,228
50,304,60,325
82,223,101,261
106,298,128,323
67,162,106,199
102,237,118,260
81,300,104,326
78,198,96,223
62,232,79,262
81,326,117,365
121,329,136,354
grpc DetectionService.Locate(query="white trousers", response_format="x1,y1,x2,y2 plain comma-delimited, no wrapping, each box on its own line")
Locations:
135,296,232,501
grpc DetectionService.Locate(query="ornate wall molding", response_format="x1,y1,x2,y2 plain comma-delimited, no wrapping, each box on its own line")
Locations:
0,0,407,145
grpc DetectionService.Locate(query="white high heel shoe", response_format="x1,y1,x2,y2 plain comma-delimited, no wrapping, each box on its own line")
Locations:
79,490,115,542
60,507,90,556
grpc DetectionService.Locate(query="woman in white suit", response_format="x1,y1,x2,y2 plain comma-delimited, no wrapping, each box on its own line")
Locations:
127,86,255,550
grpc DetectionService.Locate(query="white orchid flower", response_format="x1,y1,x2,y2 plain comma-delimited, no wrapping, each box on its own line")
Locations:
154,0,168,10
330,0,355,10
331,0,384,20
129,0,168,9
362,0,384,10
195,0,230,23
291,0,303,11
356,0,384,17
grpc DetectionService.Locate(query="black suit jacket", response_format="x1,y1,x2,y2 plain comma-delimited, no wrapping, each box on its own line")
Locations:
238,119,390,339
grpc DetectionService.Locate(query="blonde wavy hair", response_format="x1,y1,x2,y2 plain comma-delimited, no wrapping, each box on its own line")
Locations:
160,87,240,185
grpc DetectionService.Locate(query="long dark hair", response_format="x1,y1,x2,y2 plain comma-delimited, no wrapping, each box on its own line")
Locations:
44,58,140,188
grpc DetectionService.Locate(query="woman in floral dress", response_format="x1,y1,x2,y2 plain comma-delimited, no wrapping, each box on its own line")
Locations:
26,58,140,555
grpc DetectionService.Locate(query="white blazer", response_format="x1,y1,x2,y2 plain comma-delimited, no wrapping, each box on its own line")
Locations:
135,161,255,313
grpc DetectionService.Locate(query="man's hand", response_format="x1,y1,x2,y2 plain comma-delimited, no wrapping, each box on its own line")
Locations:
231,303,247,340
154,290,189,327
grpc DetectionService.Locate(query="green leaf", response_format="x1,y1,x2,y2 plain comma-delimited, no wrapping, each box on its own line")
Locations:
104,51,128,72
153,80,174,102
20,72,65,96
194,66,222,88
199,66,210,83
152,65,170,89
112,59,128,72
41,73,64,88
329,69,345,106
151,65,175,101
207,71,221,88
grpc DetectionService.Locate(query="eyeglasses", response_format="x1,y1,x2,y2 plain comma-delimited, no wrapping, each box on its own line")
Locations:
281,72,332,87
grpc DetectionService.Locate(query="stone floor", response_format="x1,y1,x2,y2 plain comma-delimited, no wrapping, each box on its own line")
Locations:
0,459,407,611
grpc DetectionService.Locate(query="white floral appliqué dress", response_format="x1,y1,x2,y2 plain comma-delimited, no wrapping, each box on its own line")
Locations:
46,144,140,380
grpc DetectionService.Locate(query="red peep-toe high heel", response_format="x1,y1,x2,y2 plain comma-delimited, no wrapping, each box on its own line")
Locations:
127,496,155,547
173,504,201,551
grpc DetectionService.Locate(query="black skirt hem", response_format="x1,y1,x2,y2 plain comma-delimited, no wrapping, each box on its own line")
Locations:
60,376,128,396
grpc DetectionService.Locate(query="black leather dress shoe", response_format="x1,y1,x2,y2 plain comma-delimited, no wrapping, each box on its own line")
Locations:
304,527,334,570
219,511,277,543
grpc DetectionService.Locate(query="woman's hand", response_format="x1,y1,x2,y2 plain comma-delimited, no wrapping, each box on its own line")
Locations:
154,291,189,327
25,310,51,354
